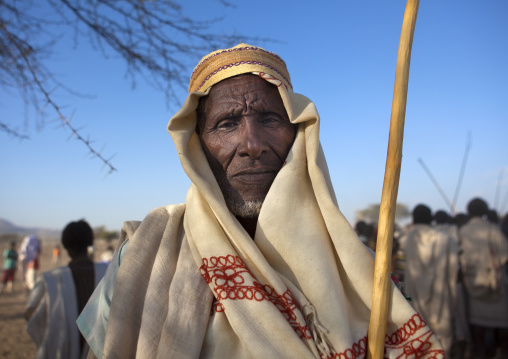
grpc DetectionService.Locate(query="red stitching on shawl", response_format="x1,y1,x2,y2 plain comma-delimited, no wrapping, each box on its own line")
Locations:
319,314,443,359
394,330,444,359
260,284,312,339
385,314,426,345
257,71,288,90
200,255,311,338
201,258,442,357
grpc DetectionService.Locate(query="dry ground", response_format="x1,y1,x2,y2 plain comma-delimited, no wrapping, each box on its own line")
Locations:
0,238,112,358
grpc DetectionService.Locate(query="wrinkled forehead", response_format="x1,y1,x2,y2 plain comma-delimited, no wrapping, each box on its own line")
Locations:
188,44,292,94
195,73,288,134
206,74,283,106
168,44,296,139
198,74,288,125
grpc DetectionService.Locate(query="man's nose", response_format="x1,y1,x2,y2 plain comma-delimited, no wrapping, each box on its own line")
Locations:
237,120,267,159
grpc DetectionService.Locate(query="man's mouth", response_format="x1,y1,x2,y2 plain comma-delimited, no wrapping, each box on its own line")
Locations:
231,167,278,184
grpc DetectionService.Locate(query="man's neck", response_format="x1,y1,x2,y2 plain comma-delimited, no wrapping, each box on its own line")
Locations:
236,216,258,239
68,253,92,265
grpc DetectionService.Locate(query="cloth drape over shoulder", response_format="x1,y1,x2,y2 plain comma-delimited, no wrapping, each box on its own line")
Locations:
25,263,107,359
78,43,444,359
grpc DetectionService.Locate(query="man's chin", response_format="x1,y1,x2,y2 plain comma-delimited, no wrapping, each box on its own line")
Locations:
227,199,264,218
216,178,268,218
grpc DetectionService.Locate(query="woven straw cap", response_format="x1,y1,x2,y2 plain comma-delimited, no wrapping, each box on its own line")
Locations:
188,43,292,93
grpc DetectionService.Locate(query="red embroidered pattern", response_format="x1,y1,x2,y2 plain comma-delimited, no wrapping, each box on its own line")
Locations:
257,72,288,90
385,313,426,345
200,255,311,339
201,256,443,358
259,284,311,339
320,314,444,359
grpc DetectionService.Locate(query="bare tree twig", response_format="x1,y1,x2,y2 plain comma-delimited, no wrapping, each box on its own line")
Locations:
1,19,117,173
1,0,275,172
0,122,30,139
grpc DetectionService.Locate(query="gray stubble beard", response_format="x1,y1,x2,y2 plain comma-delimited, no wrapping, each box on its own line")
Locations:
212,168,266,219
226,199,264,218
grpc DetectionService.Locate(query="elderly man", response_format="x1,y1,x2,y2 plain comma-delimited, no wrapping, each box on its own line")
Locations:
78,44,443,358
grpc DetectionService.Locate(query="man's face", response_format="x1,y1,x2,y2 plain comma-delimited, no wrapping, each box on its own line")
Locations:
198,74,296,217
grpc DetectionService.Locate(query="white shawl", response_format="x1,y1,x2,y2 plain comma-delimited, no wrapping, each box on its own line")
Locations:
81,44,444,359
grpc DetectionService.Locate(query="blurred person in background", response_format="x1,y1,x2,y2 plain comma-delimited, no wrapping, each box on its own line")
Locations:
486,209,499,225
24,219,107,359
19,235,41,290
1,241,19,293
502,214,508,240
460,198,508,358
454,213,469,228
52,244,62,265
433,209,470,357
354,220,376,251
100,245,114,266
399,204,459,357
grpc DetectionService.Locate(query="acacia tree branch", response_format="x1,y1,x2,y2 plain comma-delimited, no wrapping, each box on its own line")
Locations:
1,21,117,173
55,0,274,100
0,122,30,139
1,0,275,173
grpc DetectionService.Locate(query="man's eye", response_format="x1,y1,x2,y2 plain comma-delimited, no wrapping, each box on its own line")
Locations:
260,115,280,125
217,119,238,129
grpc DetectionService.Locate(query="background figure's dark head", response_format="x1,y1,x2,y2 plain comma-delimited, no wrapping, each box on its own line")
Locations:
433,210,450,225
502,215,508,239
486,209,499,224
61,220,93,259
454,213,469,227
412,204,432,225
467,198,489,218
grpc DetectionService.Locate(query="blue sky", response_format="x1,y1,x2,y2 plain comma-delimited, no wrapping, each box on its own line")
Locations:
1,1,507,232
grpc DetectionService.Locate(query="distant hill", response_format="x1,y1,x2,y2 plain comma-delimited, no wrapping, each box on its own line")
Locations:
0,218,60,240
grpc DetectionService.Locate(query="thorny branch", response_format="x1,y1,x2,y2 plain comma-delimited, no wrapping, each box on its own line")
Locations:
1,14,117,173
0,122,30,139
1,0,272,172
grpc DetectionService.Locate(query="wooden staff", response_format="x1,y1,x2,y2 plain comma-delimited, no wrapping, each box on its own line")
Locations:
367,1,420,358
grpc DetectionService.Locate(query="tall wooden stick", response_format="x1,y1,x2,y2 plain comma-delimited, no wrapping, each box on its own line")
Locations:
367,1,419,358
